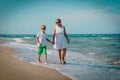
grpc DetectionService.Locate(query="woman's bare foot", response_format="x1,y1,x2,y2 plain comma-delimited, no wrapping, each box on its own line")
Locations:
61,60,66,64
58,60,62,64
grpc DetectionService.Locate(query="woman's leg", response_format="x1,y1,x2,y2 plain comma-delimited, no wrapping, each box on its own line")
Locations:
58,49,62,64
62,48,66,64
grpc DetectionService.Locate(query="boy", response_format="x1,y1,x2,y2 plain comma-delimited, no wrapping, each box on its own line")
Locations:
36,25,52,64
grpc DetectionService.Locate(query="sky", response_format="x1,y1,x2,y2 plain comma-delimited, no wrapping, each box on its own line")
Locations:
0,0,120,34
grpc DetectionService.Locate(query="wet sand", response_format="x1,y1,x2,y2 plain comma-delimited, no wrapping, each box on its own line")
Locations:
0,45,71,80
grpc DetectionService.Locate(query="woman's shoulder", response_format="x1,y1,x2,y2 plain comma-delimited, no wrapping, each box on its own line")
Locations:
55,24,65,27
62,25,65,28
44,33,47,35
61,25,65,29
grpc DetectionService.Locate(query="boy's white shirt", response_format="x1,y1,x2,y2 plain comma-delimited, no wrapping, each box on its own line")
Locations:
36,31,48,47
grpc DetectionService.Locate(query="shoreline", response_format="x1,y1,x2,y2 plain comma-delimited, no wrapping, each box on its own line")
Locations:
0,45,71,80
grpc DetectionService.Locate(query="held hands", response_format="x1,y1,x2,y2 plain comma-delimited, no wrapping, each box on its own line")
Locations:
46,39,54,45
49,40,54,45
50,41,54,45
52,40,55,45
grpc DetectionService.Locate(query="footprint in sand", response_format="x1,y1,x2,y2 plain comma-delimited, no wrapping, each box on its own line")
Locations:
0,50,4,55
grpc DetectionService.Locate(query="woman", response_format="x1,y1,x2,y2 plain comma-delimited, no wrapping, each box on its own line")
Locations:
53,18,69,64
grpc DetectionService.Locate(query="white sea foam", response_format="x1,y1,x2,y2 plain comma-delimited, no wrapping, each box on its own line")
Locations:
24,37,34,39
101,37,115,40
12,38,25,43
9,41,53,55
109,60,120,65
30,62,40,65
88,52,96,55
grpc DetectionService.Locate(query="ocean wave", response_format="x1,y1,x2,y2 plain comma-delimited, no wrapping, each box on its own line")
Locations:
12,38,25,43
108,60,120,65
88,52,96,55
9,42,37,51
23,37,34,39
101,37,116,40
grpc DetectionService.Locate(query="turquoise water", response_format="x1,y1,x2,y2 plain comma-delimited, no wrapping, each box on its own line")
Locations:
0,34,120,80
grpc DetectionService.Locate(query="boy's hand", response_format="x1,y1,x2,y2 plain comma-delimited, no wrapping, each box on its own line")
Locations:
38,42,42,46
39,43,42,46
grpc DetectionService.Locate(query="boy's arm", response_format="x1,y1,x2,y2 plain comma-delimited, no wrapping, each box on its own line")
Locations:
36,37,42,46
46,38,52,43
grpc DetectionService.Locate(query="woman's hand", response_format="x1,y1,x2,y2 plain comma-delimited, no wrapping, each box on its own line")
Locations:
67,39,70,44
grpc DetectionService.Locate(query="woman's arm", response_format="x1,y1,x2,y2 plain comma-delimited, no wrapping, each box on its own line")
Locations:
64,27,69,44
52,27,56,44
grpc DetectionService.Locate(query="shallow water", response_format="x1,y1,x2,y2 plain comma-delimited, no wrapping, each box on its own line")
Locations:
0,34,120,80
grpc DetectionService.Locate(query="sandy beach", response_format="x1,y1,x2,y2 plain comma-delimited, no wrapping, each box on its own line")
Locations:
0,45,71,80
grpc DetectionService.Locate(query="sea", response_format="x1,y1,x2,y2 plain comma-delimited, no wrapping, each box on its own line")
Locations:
0,34,120,80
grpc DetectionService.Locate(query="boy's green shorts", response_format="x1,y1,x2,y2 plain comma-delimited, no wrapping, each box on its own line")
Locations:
38,46,47,54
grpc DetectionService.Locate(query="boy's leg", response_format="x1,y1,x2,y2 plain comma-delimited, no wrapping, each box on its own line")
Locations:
43,46,47,64
44,54,47,64
58,49,62,64
37,54,41,63
37,46,42,63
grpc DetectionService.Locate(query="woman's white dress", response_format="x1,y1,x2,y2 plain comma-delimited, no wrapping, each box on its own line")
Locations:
53,25,67,49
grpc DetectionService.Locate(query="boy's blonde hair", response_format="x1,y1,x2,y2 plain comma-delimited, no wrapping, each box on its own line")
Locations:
41,25,46,29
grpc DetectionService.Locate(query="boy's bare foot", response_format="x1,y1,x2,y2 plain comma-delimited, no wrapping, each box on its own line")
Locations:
44,62,48,64
37,60,41,63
